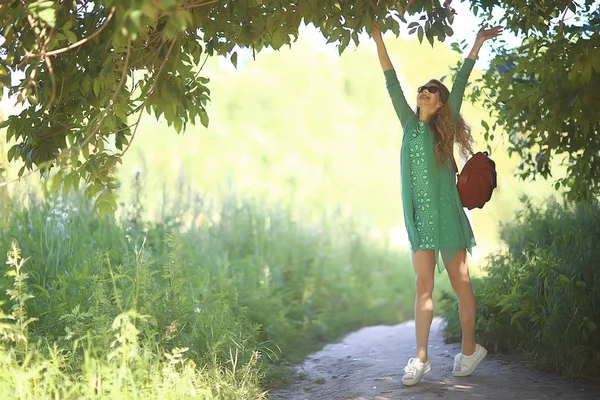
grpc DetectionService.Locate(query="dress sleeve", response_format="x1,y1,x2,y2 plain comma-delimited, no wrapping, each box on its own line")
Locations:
384,69,417,129
447,58,475,118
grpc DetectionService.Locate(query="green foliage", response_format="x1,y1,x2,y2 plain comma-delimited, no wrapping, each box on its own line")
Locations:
3,0,598,207
464,1,600,200
0,176,419,397
441,197,600,381
0,242,35,345
0,0,460,210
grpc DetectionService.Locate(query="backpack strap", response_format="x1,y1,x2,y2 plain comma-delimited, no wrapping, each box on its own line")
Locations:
450,153,459,174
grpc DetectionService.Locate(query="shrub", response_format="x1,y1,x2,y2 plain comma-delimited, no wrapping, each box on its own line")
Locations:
441,196,600,381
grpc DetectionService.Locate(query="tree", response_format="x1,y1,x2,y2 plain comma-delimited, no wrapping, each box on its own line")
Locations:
0,0,598,212
462,1,600,201
1,0,460,213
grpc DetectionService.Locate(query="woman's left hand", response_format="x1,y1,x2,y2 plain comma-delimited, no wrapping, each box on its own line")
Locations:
476,24,503,43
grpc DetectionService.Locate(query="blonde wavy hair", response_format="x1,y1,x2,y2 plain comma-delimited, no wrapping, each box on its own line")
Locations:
417,79,474,166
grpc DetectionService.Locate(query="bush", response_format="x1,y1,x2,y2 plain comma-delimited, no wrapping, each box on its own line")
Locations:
0,183,416,398
441,196,600,381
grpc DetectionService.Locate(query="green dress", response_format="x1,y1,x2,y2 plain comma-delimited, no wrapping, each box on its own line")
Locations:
384,59,477,272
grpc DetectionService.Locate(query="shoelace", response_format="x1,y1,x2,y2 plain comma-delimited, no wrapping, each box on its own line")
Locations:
454,355,464,372
404,358,419,377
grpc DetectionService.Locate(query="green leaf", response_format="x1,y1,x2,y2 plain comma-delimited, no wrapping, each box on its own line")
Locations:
199,109,209,128
338,30,350,55
351,30,359,47
426,27,434,46
558,274,570,285
38,8,56,27
94,191,117,216
64,29,77,43
93,80,101,97
28,1,55,9
50,171,64,192
582,64,592,83
173,9,192,30
390,19,400,36
129,9,143,29
510,311,524,326
174,117,182,133
160,0,177,10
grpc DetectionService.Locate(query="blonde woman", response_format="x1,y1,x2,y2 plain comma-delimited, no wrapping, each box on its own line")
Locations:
372,22,502,385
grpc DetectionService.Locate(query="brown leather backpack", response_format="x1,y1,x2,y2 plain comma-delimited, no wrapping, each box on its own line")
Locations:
451,152,497,210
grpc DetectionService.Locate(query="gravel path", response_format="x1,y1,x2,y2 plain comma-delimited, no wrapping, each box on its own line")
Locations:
270,318,600,400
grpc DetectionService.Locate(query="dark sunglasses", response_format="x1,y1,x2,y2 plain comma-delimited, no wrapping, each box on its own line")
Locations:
417,85,440,94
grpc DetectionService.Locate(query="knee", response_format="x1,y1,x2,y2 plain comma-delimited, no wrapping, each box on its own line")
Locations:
415,274,434,297
449,273,472,293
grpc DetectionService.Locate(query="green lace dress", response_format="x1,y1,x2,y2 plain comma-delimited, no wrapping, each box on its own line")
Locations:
384,59,477,272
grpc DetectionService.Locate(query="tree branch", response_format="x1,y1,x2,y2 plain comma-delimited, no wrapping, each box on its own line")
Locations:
291,3,302,27
120,36,178,158
181,0,223,10
402,0,416,14
0,38,133,190
559,0,575,36
79,38,133,151
193,51,210,81
44,55,57,108
26,7,116,58
0,161,53,189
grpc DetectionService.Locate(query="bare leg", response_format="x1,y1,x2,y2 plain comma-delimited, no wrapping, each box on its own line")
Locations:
411,249,436,363
446,248,476,356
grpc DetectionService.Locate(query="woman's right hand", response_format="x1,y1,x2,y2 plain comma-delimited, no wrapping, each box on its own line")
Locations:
372,22,383,42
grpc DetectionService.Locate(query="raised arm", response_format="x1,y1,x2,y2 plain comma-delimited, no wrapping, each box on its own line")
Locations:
467,24,503,62
448,24,503,117
373,22,394,71
372,22,416,128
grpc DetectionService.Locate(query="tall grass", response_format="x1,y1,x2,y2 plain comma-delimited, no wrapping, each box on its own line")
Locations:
0,173,423,398
441,196,600,381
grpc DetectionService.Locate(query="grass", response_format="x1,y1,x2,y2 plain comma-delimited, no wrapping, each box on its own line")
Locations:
0,173,458,398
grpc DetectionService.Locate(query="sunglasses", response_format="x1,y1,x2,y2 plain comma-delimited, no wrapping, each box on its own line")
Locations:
417,85,441,94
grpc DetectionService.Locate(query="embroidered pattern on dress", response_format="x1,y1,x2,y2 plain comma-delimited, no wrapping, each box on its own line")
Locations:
408,128,435,250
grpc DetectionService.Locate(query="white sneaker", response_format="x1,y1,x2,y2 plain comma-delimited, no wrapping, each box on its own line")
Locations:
402,357,431,386
453,344,487,377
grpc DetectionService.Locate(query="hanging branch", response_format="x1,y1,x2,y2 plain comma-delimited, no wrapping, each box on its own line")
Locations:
25,7,116,58
120,36,179,158
0,39,133,189
559,0,576,36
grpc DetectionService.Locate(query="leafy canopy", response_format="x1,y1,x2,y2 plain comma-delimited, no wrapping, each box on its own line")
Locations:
0,0,461,213
0,0,598,212
464,1,600,200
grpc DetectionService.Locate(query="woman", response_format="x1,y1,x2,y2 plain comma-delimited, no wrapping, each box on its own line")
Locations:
371,22,502,386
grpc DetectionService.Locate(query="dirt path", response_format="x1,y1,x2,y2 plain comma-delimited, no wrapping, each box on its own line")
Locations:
270,318,600,400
